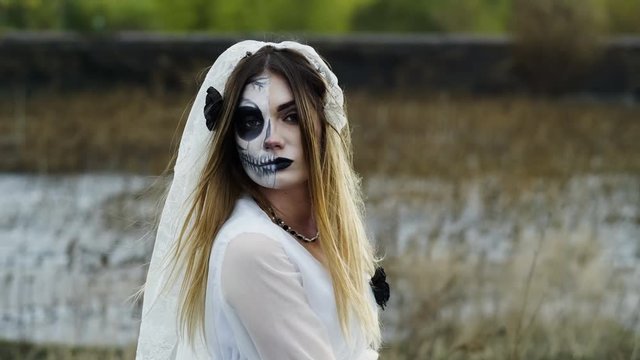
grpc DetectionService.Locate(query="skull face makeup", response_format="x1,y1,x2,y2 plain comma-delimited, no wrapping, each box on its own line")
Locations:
235,70,308,189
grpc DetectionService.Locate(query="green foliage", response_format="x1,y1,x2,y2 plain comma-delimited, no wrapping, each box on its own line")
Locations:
602,0,640,33
351,0,439,32
0,0,157,32
152,0,213,31
151,0,367,33
0,0,59,30
207,0,315,33
351,0,511,33
0,0,638,33
61,0,156,32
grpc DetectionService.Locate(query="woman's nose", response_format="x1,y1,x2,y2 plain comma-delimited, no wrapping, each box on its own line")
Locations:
263,120,283,150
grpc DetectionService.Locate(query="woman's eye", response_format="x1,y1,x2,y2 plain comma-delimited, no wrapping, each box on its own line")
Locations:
243,116,262,128
284,113,299,123
234,106,265,141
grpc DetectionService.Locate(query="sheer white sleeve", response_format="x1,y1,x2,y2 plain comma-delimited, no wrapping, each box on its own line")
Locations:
221,233,337,360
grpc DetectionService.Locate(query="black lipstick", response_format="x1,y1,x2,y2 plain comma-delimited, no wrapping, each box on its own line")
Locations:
268,157,293,171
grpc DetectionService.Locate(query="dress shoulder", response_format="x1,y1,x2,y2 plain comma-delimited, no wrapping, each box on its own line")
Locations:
222,232,291,281
219,232,337,359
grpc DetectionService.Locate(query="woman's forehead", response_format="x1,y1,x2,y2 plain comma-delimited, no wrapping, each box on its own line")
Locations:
239,71,294,110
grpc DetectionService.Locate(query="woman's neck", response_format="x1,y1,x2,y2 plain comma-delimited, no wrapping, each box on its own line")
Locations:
260,183,316,237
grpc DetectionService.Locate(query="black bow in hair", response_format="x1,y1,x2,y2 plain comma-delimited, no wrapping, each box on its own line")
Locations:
204,86,223,131
370,266,390,310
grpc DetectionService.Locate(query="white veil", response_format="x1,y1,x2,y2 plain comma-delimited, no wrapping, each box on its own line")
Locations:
136,40,347,359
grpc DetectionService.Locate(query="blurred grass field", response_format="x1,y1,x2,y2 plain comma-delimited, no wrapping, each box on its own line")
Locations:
0,89,638,359
1,88,638,177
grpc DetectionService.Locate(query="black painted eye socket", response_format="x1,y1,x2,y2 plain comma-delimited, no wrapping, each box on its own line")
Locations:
235,106,265,141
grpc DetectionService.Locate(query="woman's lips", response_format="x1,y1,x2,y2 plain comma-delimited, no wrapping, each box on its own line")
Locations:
263,157,293,171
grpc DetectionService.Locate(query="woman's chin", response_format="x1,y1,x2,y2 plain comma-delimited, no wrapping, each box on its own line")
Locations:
257,172,308,191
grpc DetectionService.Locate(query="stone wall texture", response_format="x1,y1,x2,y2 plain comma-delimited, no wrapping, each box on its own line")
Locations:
1,174,638,346
1,33,639,95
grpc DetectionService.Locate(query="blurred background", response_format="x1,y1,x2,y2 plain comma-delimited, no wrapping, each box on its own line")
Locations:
1,0,639,359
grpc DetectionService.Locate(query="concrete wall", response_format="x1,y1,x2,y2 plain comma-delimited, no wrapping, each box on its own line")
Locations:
1,33,639,95
1,173,638,346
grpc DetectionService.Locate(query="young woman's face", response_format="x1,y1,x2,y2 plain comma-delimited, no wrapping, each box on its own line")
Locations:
234,70,309,190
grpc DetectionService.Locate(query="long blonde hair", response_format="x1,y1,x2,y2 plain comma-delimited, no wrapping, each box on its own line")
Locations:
168,45,382,349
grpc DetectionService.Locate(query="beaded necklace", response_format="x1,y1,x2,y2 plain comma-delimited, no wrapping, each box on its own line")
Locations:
267,207,319,243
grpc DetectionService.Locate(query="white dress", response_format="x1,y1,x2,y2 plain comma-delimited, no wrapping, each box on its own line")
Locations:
204,195,379,360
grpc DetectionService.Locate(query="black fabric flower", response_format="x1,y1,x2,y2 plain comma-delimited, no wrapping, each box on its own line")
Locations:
204,86,223,131
370,266,390,310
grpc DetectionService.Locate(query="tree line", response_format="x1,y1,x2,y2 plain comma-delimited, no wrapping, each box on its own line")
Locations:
1,0,638,34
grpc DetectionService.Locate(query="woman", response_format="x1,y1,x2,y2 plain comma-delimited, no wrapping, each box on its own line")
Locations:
136,40,389,359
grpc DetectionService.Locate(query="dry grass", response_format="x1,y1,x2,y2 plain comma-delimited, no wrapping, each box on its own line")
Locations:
348,93,640,179
0,88,638,177
378,226,639,359
0,340,136,360
0,87,189,173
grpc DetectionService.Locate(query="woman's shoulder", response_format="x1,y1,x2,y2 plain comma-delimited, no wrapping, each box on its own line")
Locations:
216,195,276,241
223,232,287,267
218,197,289,268
209,197,289,288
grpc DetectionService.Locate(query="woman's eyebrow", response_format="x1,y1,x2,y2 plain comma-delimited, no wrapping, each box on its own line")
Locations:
276,100,296,112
